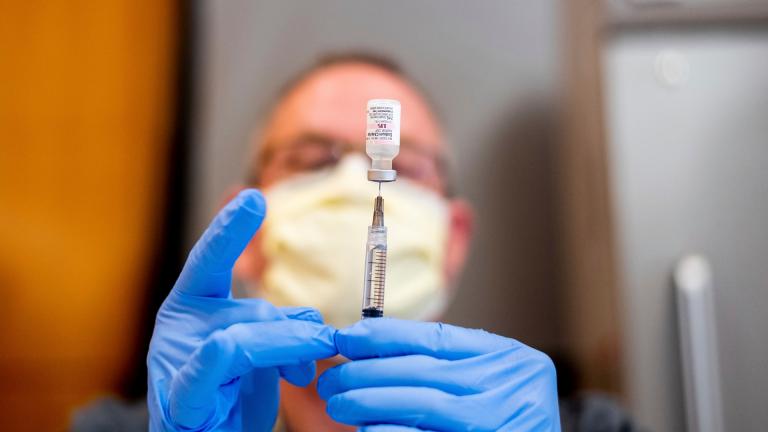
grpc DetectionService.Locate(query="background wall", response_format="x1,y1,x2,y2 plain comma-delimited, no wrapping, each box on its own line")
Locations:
604,25,768,431
189,0,565,350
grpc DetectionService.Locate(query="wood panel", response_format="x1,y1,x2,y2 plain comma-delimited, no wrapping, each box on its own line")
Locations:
0,1,176,428
558,0,624,395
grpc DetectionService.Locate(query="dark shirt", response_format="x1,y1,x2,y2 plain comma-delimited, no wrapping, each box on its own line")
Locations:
71,393,638,432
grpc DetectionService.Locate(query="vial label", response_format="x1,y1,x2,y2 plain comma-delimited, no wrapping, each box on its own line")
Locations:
367,105,395,146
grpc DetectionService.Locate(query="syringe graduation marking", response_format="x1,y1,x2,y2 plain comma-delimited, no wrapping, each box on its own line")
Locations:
366,248,387,308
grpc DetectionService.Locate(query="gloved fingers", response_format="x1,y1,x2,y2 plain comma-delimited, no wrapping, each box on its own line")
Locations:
336,319,517,360
238,368,281,432
318,354,495,399
478,381,560,432
170,294,286,329
169,294,325,330
175,189,266,298
323,347,560,432
498,403,562,432
276,308,328,385
213,304,324,331
326,386,482,431
360,425,435,431
207,301,325,329
169,320,337,429
279,306,324,324
278,362,316,387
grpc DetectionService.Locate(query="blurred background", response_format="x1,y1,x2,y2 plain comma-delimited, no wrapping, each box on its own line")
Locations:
1,0,767,430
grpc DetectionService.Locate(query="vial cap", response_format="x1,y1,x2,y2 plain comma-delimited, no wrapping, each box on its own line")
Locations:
367,169,397,182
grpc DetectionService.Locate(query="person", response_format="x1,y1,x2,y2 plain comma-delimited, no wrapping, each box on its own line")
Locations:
146,54,561,431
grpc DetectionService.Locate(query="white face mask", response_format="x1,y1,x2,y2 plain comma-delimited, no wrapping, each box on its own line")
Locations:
244,154,451,328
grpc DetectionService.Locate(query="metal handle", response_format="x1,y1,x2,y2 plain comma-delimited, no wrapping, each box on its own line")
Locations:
674,254,724,432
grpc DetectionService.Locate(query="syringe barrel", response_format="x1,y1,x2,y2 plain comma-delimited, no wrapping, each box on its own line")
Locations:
361,225,387,318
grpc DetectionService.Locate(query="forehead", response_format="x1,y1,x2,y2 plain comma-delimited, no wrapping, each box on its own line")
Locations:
262,63,444,152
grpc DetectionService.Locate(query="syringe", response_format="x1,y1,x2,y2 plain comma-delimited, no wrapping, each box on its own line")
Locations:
361,194,387,318
360,99,400,320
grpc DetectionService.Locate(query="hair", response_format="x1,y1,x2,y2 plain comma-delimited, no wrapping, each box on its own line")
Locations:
275,52,407,101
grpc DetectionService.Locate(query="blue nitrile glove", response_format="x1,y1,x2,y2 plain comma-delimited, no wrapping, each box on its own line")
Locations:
147,189,338,431
318,319,560,432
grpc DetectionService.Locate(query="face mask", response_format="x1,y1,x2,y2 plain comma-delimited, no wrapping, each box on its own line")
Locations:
245,154,451,328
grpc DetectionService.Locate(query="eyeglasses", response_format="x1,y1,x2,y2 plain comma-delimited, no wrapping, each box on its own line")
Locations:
253,133,450,193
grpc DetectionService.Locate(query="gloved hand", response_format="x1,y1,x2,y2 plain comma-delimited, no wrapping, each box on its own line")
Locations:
147,189,338,431
318,319,560,432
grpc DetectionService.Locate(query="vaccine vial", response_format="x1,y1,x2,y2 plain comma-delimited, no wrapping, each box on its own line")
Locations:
366,99,401,182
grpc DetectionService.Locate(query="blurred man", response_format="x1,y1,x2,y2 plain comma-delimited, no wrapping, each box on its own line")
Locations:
145,55,561,431
236,55,481,429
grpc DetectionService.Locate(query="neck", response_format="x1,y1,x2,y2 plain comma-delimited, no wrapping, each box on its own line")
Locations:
280,358,356,432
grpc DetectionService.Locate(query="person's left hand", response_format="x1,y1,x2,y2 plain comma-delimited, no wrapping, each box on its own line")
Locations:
317,319,561,432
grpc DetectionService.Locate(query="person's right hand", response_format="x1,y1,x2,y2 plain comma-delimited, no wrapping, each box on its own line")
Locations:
147,189,338,431
318,319,559,431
